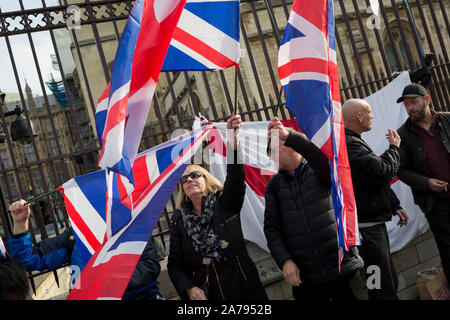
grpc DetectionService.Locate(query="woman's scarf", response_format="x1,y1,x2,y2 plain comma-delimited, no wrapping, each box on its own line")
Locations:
181,192,229,265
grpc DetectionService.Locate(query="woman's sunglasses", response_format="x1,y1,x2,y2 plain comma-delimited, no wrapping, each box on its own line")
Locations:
180,171,203,184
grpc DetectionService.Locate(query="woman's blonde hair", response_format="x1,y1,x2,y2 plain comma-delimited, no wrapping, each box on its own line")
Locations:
175,164,223,209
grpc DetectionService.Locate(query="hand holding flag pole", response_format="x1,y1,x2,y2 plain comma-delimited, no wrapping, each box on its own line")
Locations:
5,188,61,216
267,86,284,155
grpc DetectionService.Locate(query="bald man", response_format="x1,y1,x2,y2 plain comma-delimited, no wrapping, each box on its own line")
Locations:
343,99,408,300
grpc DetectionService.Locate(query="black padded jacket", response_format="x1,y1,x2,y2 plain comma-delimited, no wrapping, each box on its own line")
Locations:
264,131,363,284
345,128,402,223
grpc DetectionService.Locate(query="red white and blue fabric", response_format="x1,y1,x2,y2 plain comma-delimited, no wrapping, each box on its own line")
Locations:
207,118,298,252
161,0,240,71
0,234,6,257
61,125,213,299
97,0,187,184
96,0,239,151
95,82,110,147
208,91,429,255
60,170,108,267
278,0,360,251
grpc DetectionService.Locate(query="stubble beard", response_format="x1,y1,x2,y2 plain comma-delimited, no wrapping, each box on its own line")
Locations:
409,101,428,122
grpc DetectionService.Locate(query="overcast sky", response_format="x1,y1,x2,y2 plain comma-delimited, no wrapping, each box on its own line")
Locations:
0,0,63,99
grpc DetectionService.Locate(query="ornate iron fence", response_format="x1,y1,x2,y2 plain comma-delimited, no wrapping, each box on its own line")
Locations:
0,0,448,294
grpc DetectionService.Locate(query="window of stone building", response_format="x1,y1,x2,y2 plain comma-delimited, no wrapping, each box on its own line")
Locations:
383,26,417,72
44,119,52,132
30,168,44,194
49,138,58,156
55,161,66,186
0,150,11,168
23,145,36,162
1,174,19,203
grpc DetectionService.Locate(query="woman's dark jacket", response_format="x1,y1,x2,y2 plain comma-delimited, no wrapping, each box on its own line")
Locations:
345,128,402,223
264,131,364,285
167,151,267,301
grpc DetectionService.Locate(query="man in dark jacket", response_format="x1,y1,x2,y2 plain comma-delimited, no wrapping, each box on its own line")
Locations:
343,99,408,300
264,117,364,301
8,199,164,300
396,83,450,282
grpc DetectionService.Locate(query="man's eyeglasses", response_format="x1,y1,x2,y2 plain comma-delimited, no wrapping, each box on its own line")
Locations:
180,171,203,184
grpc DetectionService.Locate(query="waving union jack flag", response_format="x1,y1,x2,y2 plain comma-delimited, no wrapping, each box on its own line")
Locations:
278,0,360,252
62,125,213,300
98,0,187,184
96,1,240,155
162,0,240,71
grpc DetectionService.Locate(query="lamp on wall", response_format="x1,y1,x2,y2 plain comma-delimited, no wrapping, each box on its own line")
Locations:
0,94,37,145
0,93,39,234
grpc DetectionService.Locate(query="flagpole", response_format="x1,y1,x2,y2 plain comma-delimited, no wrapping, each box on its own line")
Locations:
272,86,283,117
24,188,61,206
4,187,61,215
234,64,239,115
402,0,425,63
267,86,284,155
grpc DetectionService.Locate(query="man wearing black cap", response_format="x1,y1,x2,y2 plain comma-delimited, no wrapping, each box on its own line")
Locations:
396,83,450,282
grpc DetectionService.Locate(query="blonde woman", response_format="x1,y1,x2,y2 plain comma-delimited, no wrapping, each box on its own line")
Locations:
167,114,267,301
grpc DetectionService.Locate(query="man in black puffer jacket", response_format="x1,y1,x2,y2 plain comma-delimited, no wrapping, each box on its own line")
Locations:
343,99,409,300
264,118,364,301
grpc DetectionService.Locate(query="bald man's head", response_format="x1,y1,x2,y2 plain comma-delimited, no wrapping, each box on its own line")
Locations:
342,99,373,134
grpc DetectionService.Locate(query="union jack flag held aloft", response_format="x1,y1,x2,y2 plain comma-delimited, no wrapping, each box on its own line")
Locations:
161,0,240,71
97,0,187,184
62,124,213,299
95,0,240,160
278,0,360,252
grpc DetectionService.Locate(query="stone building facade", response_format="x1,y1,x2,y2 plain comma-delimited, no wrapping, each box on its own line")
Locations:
0,82,83,235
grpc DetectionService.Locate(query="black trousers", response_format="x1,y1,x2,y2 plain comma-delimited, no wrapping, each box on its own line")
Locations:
292,272,358,301
426,198,450,283
359,223,399,300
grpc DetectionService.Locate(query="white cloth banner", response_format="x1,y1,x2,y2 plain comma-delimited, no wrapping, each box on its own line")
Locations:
362,71,429,252
208,71,428,253
209,122,275,252
369,0,380,16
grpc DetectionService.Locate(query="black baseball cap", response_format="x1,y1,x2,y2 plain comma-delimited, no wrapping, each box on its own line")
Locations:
396,83,429,103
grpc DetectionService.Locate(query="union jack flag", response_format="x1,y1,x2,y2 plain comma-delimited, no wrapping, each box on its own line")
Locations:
95,1,240,151
161,0,240,71
62,125,213,299
278,0,360,252
98,0,187,184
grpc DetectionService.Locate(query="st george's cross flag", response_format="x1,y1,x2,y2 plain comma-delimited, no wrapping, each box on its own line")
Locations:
97,0,187,184
61,125,213,299
278,0,360,251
